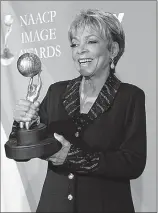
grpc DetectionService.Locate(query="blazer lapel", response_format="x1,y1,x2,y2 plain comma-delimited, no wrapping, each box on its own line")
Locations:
88,73,121,121
62,75,82,118
62,73,121,122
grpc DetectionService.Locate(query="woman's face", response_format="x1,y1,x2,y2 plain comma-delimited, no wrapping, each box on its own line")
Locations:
71,26,111,78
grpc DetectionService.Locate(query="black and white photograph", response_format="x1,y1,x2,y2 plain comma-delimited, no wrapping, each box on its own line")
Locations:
1,1,157,212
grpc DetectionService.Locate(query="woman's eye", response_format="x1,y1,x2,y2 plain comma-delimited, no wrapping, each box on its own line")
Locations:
70,43,78,48
88,40,98,44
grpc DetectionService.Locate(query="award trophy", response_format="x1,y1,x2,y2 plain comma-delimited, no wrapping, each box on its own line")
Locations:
1,15,14,66
5,53,62,161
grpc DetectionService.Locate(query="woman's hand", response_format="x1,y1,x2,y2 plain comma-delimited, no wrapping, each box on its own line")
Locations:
13,99,40,128
47,133,71,165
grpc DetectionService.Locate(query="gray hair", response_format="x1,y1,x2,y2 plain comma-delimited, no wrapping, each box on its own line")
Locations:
68,9,125,67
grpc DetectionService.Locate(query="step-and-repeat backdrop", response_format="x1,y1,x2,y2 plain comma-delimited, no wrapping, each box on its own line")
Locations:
1,1,156,212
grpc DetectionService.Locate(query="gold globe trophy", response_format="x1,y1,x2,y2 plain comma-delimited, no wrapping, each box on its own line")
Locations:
5,53,61,161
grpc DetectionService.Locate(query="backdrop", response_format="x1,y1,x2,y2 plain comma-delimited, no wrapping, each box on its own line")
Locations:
1,1,156,212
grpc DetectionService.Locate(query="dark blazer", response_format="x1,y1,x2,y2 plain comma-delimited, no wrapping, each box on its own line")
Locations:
36,73,147,213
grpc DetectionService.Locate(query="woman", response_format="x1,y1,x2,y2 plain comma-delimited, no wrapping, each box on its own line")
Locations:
11,9,146,213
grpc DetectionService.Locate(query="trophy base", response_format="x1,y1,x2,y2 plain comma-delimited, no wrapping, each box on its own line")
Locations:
5,123,62,161
5,137,62,161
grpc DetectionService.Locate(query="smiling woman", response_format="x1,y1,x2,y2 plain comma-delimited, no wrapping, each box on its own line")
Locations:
9,8,146,213
68,10,125,72
70,28,111,77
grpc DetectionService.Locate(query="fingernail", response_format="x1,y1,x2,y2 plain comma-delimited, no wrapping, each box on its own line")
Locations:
54,133,60,139
54,133,58,137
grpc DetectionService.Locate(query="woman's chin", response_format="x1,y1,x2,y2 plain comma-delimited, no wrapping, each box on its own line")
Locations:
78,69,94,77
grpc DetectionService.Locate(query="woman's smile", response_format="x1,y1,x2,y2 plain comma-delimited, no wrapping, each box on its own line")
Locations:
78,58,93,66
78,58,96,69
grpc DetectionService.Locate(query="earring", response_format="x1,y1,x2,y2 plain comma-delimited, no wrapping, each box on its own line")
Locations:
110,58,115,69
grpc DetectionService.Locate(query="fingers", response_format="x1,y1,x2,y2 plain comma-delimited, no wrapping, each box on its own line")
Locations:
18,99,31,106
54,133,69,146
13,99,40,123
48,141,70,165
49,159,63,165
25,109,38,119
34,101,40,108
18,99,40,110
14,109,31,123
49,153,66,165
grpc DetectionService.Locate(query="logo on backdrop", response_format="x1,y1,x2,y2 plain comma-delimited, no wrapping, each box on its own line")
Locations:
0,11,124,66
113,13,124,23
19,11,61,59
1,15,15,66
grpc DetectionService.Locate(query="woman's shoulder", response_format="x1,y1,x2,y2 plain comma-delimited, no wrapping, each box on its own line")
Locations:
119,83,145,101
47,79,71,95
119,82,145,97
47,76,81,93
49,80,69,90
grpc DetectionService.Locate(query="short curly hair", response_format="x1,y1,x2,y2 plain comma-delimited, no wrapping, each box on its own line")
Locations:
68,9,125,67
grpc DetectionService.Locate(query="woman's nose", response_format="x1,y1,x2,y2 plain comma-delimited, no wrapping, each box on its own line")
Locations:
77,43,88,54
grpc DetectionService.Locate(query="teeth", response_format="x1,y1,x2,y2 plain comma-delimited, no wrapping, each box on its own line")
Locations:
79,58,93,63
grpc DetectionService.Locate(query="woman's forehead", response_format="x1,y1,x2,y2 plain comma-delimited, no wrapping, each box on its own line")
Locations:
71,25,107,40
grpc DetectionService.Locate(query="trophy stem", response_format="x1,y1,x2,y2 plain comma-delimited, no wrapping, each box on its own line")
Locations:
4,25,12,47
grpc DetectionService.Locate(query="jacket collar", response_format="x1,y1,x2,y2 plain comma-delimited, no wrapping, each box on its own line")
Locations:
62,72,121,121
